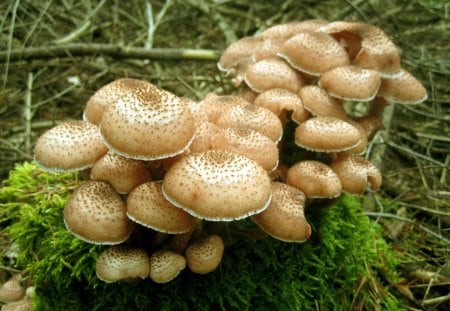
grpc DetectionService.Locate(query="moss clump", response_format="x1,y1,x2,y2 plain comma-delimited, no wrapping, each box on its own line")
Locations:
0,162,404,310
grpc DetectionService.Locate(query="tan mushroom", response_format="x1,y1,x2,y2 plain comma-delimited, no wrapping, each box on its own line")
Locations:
95,246,150,283
64,181,133,244
258,20,328,40
90,152,152,194
378,69,428,104
217,36,262,74
329,152,382,195
149,250,186,283
294,116,362,152
298,85,347,119
0,275,25,303
34,120,107,172
126,181,198,234
188,121,225,153
0,298,33,311
252,182,311,242
287,160,342,199
185,235,224,274
162,150,272,221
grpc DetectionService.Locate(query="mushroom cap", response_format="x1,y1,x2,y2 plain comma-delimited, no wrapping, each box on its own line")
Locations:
84,78,152,125
318,65,381,101
294,116,362,152
185,235,224,274
100,84,195,160
90,152,152,194
244,57,304,93
64,181,133,244
258,19,328,39
126,181,198,234
0,275,25,303
217,36,261,73
211,127,279,172
34,120,107,172
95,246,150,283
253,88,305,117
0,299,33,311
188,121,225,153
162,150,272,221
298,85,347,119
252,182,311,242
287,160,342,199
378,69,428,104
329,152,382,195
149,250,186,283
277,31,350,76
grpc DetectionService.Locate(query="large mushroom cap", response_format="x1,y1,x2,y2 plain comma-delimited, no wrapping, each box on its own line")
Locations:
33,120,107,172
318,65,381,101
149,250,186,283
294,116,362,152
277,31,350,76
287,160,342,199
185,235,224,274
252,182,311,242
95,246,150,283
100,83,195,160
64,181,133,244
126,181,198,234
162,150,272,221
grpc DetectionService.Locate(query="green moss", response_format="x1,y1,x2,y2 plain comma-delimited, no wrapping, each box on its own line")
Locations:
0,162,404,310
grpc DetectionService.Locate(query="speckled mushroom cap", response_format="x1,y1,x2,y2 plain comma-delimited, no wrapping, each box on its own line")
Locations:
188,121,225,153
253,88,305,117
100,83,195,160
126,181,198,234
329,152,382,195
95,246,150,283
217,36,262,73
162,150,272,221
149,250,186,283
211,127,279,172
318,65,381,101
64,181,133,244
294,116,362,152
33,120,107,172
213,99,283,143
90,152,152,194
277,31,350,76
252,182,311,242
378,69,428,104
0,275,25,303
298,85,346,119
287,160,342,199
244,57,304,93
258,19,328,39
185,235,224,274
319,21,402,78
84,78,152,125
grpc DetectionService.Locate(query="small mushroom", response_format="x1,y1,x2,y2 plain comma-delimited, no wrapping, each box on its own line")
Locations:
0,298,33,311
298,85,347,119
95,246,150,283
378,69,428,104
162,150,272,221
217,36,262,74
64,181,133,244
149,250,186,283
287,160,342,199
0,275,25,303
185,235,224,274
252,182,311,242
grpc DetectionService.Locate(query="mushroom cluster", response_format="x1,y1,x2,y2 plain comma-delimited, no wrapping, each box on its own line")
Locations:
32,19,427,284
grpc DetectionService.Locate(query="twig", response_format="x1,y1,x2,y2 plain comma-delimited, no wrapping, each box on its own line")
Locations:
0,138,33,161
385,140,447,167
24,72,33,154
0,44,219,62
2,0,20,87
422,293,450,306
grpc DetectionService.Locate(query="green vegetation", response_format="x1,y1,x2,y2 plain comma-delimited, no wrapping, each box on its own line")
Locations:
1,162,403,310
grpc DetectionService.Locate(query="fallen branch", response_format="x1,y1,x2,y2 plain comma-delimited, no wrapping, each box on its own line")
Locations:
0,43,220,62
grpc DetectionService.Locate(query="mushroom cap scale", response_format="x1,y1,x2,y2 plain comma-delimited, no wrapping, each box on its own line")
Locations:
162,150,272,221
33,120,107,172
149,250,186,283
64,181,133,245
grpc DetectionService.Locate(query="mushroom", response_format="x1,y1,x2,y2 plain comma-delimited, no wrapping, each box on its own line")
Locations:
99,83,195,160
298,85,347,119
149,250,186,283
378,69,428,104
318,65,381,101
252,182,311,242
95,246,150,283
126,181,198,234
217,36,262,74
329,152,382,195
90,151,152,194
294,116,362,152
33,120,107,172
0,298,33,311
185,235,224,274
287,160,342,199
0,275,25,303
64,181,133,244
258,20,328,40
277,31,350,76
162,150,272,221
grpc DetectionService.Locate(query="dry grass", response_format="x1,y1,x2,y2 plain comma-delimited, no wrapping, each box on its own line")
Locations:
1,0,449,309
